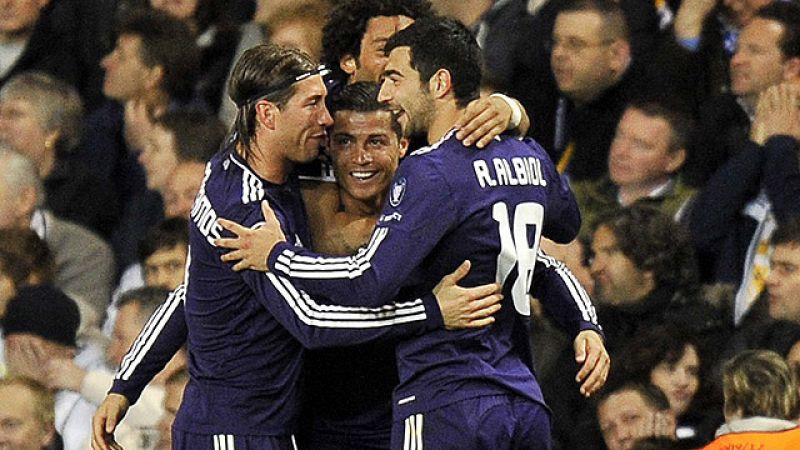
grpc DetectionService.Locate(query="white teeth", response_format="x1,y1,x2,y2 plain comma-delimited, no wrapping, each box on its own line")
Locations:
351,171,377,180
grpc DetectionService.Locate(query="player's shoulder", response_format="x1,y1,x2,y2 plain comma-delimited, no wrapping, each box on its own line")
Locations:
407,129,461,159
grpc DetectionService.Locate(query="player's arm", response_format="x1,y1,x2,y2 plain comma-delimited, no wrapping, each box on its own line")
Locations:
219,160,461,308
531,251,608,397
239,258,500,350
93,286,188,449
227,201,499,349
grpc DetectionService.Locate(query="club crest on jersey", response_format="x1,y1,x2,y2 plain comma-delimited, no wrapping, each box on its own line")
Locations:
390,177,407,207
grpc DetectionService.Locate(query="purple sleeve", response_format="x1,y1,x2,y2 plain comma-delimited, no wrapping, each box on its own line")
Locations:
233,200,445,349
532,251,602,339
267,159,458,308
109,286,187,404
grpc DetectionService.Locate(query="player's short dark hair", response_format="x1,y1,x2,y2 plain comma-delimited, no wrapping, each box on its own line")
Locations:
755,1,800,60
592,205,698,291
227,44,317,158
322,0,434,83
558,0,629,42
597,382,671,414
138,218,189,262
772,217,800,248
117,286,171,324
155,111,226,162
327,82,402,139
625,99,694,154
385,17,481,108
118,9,200,101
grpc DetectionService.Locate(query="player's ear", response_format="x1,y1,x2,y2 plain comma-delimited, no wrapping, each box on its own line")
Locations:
398,137,409,158
255,100,279,130
428,69,452,100
340,54,358,77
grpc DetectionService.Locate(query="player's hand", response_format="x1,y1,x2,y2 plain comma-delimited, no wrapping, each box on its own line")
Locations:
216,200,286,272
92,394,130,450
455,95,529,147
573,330,610,397
435,260,503,329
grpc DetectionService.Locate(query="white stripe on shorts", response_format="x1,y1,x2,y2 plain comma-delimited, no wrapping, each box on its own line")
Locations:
403,414,424,450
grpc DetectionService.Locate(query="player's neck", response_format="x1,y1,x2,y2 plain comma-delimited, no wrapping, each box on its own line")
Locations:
427,101,462,145
237,141,292,184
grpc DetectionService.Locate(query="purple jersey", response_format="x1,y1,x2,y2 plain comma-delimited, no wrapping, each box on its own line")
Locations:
111,145,443,438
267,130,599,419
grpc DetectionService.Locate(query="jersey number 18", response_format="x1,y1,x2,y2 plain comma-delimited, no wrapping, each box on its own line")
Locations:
493,202,543,316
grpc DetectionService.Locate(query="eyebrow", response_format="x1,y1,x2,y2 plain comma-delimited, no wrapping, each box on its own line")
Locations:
383,69,402,79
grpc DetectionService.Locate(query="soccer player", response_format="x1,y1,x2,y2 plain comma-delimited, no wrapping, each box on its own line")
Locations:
218,18,608,450
91,44,502,450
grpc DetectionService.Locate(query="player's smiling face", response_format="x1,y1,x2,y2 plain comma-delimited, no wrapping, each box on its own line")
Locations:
329,110,407,213
273,75,334,164
378,46,435,137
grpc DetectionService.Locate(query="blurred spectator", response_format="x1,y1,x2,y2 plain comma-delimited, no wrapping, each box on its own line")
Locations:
613,325,718,447
0,228,55,377
571,100,695,237
700,350,800,449
596,382,677,450
155,367,189,450
667,0,776,105
78,8,200,273
507,0,660,159
545,206,722,448
139,218,189,291
0,376,58,450
588,206,720,346
266,1,330,62
0,228,55,312
138,110,224,207
0,0,78,90
685,1,800,187
766,218,800,324
0,147,114,331
2,284,100,450
148,0,240,113
0,71,118,238
690,79,800,324
163,162,206,220
546,0,646,181
108,218,189,332
44,287,186,450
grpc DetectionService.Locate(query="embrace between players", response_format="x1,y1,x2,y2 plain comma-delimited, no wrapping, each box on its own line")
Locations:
93,15,609,450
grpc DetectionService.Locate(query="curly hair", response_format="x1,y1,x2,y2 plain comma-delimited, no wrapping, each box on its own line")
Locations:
321,0,433,83
612,325,703,388
592,205,699,291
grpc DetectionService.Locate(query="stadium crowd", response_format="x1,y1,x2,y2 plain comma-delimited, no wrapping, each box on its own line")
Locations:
0,0,799,449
